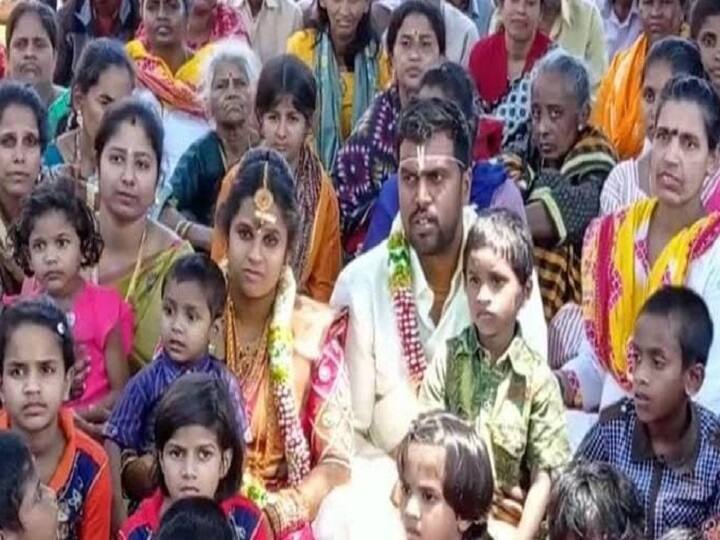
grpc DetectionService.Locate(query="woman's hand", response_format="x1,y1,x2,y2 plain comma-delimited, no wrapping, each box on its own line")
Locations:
492,485,526,524
69,349,91,400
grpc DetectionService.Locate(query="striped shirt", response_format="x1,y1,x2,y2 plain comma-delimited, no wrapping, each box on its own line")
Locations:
104,351,246,453
0,408,111,540
577,399,720,539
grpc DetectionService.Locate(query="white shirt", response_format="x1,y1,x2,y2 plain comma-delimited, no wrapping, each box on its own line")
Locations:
330,208,548,455
234,0,302,63
596,0,642,60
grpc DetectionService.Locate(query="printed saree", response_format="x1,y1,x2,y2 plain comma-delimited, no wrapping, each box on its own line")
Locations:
103,239,192,373
332,85,402,256
470,31,553,151
126,39,210,118
503,126,617,320
582,199,720,391
224,268,353,537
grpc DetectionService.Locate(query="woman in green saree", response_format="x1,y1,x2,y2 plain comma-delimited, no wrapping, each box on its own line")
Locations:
95,98,192,373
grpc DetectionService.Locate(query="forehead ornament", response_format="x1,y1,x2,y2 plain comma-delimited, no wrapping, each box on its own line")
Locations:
253,161,277,226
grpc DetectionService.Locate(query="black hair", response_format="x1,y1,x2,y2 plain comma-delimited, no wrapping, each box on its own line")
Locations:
255,54,316,121
95,98,164,174
7,1,58,53
386,0,445,57
218,148,299,246
314,2,376,69
548,461,645,540
655,75,720,150
0,81,49,153
396,97,472,169
465,208,534,287
638,285,713,368
0,297,75,373
659,529,704,540
0,432,35,533
397,411,494,539
161,253,227,319
154,373,243,501
155,497,235,540
419,62,477,136
691,0,720,39
644,37,707,81
72,38,135,98
9,175,103,276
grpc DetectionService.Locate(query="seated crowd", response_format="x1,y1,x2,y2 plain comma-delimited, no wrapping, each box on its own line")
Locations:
1,0,720,538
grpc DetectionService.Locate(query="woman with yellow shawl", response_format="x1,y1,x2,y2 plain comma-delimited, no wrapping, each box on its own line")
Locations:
212,55,342,303
125,0,214,192
287,0,391,171
217,148,352,539
592,0,686,160
558,76,720,443
95,99,192,374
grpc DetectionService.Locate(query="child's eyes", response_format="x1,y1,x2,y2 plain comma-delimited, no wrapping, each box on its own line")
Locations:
41,365,56,375
8,366,24,378
421,489,437,503
168,448,182,459
198,448,213,460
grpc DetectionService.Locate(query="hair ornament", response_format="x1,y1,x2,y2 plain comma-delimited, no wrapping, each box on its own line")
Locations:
254,161,277,226
57,322,66,336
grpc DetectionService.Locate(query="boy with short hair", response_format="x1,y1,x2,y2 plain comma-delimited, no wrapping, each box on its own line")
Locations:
0,298,112,540
547,460,645,540
104,253,245,526
420,208,570,540
577,285,720,540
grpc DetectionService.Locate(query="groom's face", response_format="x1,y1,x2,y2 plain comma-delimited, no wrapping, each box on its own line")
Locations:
397,132,469,256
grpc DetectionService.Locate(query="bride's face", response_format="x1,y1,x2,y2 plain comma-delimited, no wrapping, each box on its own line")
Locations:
226,197,289,300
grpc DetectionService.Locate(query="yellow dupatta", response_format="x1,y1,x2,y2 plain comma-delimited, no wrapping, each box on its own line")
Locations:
583,198,720,389
126,39,211,117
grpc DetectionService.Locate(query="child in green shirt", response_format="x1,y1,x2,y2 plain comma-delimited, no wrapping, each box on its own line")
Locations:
420,208,570,540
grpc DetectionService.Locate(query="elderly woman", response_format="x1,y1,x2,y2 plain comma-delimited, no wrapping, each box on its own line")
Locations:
43,39,136,210
332,0,445,255
469,0,552,152
593,0,686,160
160,41,260,252
287,0,391,170
557,76,720,445
6,1,64,108
502,50,617,322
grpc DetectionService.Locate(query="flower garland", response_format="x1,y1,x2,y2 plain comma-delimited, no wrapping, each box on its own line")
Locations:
387,223,428,384
267,266,312,485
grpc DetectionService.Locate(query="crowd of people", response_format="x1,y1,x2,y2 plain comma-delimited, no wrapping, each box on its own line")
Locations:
0,0,718,538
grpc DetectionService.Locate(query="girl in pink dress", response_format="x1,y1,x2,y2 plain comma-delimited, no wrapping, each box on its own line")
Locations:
8,176,133,438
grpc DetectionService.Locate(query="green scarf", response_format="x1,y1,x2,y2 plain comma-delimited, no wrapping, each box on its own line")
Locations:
314,30,378,171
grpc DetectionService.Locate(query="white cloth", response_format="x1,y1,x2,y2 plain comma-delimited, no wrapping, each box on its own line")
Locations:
560,236,720,443
330,207,548,455
595,0,642,60
234,0,303,62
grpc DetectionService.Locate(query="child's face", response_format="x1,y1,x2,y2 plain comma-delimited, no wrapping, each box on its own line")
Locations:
3,469,59,540
465,247,528,346
631,313,704,425
161,279,218,363
0,323,70,435
28,211,83,299
159,424,232,502
399,443,464,540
